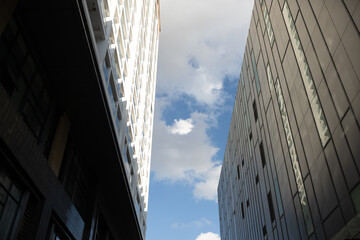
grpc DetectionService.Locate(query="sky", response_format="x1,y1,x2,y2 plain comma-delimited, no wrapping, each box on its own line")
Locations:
147,0,254,239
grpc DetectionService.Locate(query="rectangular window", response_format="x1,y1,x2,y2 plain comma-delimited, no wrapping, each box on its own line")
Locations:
255,174,259,184
241,202,245,219
259,0,274,45
0,17,52,140
237,165,240,180
251,50,261,94
267,191,275,222
47,219,72,240
59,137,90,219
0,169,23,240
262,225,267,237
253,100,258,122
126,147,132,164
260,142,266,167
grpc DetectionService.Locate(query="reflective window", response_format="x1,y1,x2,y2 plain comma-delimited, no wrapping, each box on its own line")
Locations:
274,79,314,235
283,2,330,146
266,64,273,91
259,0,274,45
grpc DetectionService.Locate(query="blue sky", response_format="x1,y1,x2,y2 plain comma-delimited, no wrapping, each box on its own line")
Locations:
147,0,254,239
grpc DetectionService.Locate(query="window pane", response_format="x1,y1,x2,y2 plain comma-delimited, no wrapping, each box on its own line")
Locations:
0,198,19,240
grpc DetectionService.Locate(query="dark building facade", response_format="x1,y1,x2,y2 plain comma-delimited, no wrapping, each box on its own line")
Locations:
0,0,144,239
218,0,360,239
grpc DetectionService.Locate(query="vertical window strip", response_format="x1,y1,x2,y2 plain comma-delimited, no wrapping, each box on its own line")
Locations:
259,0,274,45
273,78,314,235
282,2,330,146
266,64,274,92
251,50,261,94
240,74,253,158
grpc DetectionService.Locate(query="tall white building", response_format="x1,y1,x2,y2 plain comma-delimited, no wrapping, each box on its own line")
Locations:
85,0,160,237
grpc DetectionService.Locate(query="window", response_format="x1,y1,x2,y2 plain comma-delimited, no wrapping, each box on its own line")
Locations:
237,165,240,180
259,0,274,45
59,137,90,219
0,16,52,140
255,174,259,184
253,100,258,122
241,202,245,219
246,199,249,207
47,219,72,240
262,225,267,237
251,50,261,94
260,142,266,167
0,169,23,240
126,147,131,164
242,159,244,167
267,191,275,222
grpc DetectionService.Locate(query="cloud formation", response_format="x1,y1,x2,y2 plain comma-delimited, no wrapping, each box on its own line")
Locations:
151,0,254,202
168,118,194,135
157,0,254,105
152,103,219,183
195,232,221,240
171,218,212,229
193,165,222,201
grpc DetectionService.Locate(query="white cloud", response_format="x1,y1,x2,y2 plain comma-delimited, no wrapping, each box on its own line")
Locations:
171,218,212,229
168,118,194,135
150,0,254,202
195,232,221,240
151,102,219,182
193,165,222,201
157,0,254,105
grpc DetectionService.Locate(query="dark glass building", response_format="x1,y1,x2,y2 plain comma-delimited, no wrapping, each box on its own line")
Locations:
217,0,360,239
0,0,159,239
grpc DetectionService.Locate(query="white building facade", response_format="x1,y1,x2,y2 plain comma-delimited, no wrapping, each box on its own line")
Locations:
84,0,160,237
